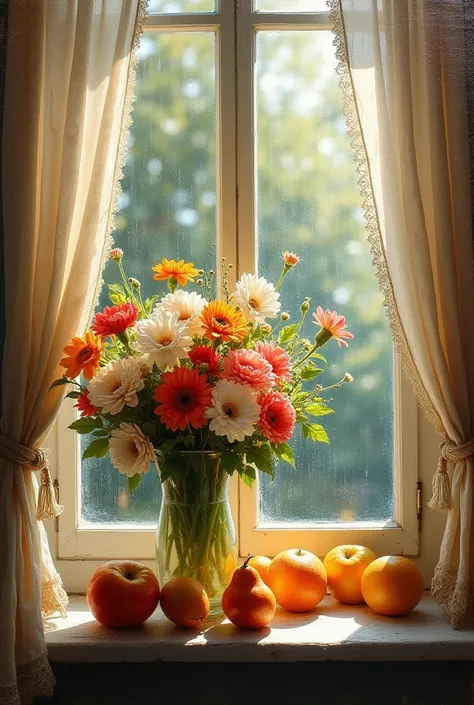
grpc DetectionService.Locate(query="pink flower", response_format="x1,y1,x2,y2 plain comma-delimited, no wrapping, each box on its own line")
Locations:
109,248,123,262
282,251,300,268
91,302,139,338
255,341,292,384
312,306,353,348
222,349,273,393
258,391,296,443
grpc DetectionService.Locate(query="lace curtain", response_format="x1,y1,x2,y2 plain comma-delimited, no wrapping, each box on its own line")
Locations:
0,2,148,703
329,0,474,628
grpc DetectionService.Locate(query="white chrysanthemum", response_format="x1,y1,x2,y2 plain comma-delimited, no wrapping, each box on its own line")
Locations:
205,379,260,443
109,423,156,477
155,290,207,336
231,273,281,326
135,310,192,370
88,357,146,415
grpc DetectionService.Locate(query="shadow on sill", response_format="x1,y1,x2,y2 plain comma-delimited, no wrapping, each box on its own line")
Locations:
37,661,474,705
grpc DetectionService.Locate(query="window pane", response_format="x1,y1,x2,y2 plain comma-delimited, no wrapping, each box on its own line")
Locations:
148,0,215,12
81,31,217,524
255,0,329,12
256,31,394,524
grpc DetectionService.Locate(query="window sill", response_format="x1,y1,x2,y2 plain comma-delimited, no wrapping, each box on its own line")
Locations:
45,594,474,663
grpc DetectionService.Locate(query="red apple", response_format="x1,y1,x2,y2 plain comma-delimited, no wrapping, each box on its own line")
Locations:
324,545,377,605
87,560,160,628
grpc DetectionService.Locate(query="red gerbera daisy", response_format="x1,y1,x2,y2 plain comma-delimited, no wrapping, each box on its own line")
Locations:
188,345,222,375
258,391,296,444
153,367,212,431
74,392,97,417
91,302,139,338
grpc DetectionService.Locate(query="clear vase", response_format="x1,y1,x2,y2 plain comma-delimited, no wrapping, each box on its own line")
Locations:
155,451,237,619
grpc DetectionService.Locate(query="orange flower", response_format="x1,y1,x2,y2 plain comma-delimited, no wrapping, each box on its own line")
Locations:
313,306,354,348
154,367,212,431
282,251,300,268
152,258,199,287
200,301,249,343
60,331,105,380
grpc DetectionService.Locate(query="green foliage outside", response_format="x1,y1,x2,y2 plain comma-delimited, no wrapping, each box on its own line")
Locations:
81,30,394,526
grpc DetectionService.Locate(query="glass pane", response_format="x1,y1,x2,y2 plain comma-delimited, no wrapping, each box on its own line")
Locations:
148,0,215,12
255,0,329,12
81,31,217,524
256,31,394,524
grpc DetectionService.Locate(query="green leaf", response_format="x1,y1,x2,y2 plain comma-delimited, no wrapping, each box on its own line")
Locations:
141,421,157,438
273,442,295,467
69,417,103,434
108,284,127,305
93,428,110,437
302,422,329,444
279,323,299,344
246,445,274,478
240,464,256,488
144,295,159,314
306,402,334,417
221,450,241,476
158,453,183,482
127,473,142,494
310,351,327,364
65,390,81,399
49,377,71,391
82,437,109,459
300,364,323,381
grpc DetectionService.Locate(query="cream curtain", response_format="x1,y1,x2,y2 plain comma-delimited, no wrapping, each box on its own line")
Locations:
0,1,147,703
329,0,474,628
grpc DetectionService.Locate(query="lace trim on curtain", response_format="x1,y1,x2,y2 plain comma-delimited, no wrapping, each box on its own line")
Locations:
0,652,54,705
432,561,474,630
86,0,150,326
42,573,68,619
326,0,445,437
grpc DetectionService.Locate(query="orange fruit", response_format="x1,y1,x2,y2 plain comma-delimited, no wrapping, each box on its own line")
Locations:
247,555,272,585
361,556,424,616
267,548,327,612
324,545,377,605
160,576,210,628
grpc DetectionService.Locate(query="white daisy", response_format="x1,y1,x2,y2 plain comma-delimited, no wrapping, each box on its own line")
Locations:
231,273,281,326
109,423,156,477
155,290,207,336
88,357,146,416
134,310,192,370
205,379,260,443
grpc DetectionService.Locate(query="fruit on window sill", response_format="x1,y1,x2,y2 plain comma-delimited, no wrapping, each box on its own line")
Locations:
361,555,424,616
222,556,277,629
267,548,327,612
324,544,377,605
87,560,160,628
160,576,210,628
247,555,272,585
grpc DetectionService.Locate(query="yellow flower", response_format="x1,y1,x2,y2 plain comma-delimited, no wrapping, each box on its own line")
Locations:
152,258,199,287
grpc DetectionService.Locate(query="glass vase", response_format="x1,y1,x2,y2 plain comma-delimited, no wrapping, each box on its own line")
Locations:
155,451,237,619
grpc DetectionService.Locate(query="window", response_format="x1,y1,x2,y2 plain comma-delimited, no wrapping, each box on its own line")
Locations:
54,0,418,578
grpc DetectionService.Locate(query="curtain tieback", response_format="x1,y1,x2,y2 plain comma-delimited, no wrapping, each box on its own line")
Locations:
428,438,474,513
0,434,63,520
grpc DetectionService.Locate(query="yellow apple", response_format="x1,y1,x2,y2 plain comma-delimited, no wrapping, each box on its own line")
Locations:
324,545,377,605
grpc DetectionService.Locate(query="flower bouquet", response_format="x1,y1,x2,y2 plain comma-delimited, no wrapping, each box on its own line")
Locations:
54,249,352,614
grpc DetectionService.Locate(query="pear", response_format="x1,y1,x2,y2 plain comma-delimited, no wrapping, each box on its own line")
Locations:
222,555,276,629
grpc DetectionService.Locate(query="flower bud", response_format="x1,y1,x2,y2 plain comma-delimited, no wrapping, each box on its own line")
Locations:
209,270,215,276
197,278,204,286
343,372,354,383
282,251,300,268
109,247,123,262
281,312,290,321
198,269,205,276
129,277,141,290
262,323,272,334
300,298,310,313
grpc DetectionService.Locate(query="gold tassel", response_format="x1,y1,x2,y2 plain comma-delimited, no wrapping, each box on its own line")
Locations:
428,454,452,513
36,466,63,520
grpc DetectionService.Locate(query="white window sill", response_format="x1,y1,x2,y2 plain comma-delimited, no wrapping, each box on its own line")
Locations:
45,594,474,663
